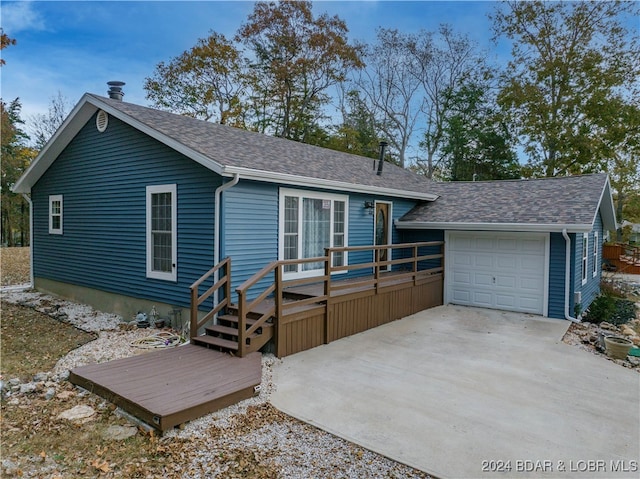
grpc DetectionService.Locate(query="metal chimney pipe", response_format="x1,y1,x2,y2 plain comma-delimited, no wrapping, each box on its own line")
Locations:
376,141,388,176
107,81,125,101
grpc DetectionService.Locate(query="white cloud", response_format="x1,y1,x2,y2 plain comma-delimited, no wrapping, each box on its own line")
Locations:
1,1,46,34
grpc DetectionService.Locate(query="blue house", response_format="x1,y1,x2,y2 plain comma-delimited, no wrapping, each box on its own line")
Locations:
13,86,616,357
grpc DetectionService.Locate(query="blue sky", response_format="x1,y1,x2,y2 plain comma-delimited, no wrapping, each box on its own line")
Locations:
1,0,506,123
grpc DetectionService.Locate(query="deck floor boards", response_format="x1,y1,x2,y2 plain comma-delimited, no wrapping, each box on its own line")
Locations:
69,344,261,431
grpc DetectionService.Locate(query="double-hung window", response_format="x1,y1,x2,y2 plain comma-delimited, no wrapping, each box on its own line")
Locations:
592,231,599,278
49,195,63,234
581,233,588,285
280,188,348,278
146,184,177,281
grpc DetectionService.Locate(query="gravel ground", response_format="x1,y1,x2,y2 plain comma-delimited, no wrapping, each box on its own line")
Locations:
2,290,430,478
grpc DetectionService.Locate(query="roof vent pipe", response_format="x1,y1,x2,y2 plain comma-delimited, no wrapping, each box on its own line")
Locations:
107,81,125,101
376,140,388,176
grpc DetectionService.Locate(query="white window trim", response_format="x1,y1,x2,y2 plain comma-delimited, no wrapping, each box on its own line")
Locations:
592,231,599,278
146,184,177,281
49,195,63,234
581,232,588,285
278,188,349,280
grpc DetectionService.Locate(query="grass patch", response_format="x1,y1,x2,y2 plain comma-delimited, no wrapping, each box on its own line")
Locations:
1,301,95,381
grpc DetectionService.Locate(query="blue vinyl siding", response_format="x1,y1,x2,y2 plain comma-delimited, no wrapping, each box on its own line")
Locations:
575,213,603,314
222,180,279,299
548,233,567,319
32,112,220,308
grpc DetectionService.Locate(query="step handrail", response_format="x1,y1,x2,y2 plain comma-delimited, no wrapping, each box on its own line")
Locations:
189,257,231,340
236,256,328,356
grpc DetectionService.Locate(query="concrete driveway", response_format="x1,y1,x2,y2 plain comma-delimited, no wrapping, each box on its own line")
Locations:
270,305,640,479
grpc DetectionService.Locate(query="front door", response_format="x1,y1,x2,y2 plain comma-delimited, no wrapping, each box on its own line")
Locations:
375,202,391,270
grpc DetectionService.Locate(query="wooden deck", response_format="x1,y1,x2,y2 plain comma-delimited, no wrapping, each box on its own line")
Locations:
69,344,261,432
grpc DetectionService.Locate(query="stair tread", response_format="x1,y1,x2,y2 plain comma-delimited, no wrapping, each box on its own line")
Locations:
218,314,273,327
192,335,238,350
206,324,269,337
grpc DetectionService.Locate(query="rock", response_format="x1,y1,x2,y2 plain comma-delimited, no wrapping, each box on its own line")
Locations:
621,327,636,336
2,459,19,476
33,372,49,382
600,321,616,330
8,378,21,386
633,337,640,346
102,424,138,441
56,390,75,400
44,388,56,400
19,383,37,395
57,404,96,423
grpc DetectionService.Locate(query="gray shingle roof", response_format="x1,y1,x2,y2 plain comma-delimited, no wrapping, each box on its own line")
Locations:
398,174,612,229
90,95,436,198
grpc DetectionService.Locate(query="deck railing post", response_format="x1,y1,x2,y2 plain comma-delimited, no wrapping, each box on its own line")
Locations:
413,245,418,285
190,286,198,340
275,263,283,357
324,251,332,344
225,259,232,315
237,289,246,357
374,247,380,294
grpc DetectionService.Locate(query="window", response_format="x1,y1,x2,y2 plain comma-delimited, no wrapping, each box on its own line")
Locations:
49,195,63,234
146,185,177,281
581,233,588,285
592,231,599,278
279,189,348,278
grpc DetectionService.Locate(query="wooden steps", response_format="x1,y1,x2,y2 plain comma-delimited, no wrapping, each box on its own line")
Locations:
191,307,274,355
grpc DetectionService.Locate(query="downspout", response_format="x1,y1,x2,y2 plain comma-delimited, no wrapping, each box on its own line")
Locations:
562,229,581,323
214,174,240,267
21,194,34,288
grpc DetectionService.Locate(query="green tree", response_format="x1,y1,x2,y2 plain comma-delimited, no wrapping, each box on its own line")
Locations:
324,89,381,159
145,32,245,125
1,99,36,246
439,82,520,181
236,0,362,142
492,0,640,177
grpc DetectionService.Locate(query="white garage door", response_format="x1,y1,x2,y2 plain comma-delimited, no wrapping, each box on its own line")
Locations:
445,232,548,315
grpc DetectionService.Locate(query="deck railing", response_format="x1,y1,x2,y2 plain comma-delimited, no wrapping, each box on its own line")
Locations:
191,241,444,356
235,257,329,357
189,257,231,340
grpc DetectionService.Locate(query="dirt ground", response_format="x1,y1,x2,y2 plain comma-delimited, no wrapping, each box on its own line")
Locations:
1,247,430,478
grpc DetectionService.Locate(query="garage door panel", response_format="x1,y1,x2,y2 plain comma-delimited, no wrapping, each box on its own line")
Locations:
474,273,494,286
496,274,516,288
446,232,547,315
453,253,472,266
453,271,471,284
495,294,516,308
474,254,493,268
496,256,517,270
475,238,495,251
451,289,471,303
497,238,518,251
472,291,493,307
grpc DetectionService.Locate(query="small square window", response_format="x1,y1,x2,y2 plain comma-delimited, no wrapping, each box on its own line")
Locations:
49,195,63,234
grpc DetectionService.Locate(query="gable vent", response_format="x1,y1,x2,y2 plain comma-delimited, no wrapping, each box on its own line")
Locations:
96,110,108,132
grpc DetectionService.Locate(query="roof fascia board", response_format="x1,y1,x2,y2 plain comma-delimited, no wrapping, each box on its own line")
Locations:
395,220,593,233
594,176,617,231
13,94,97,193
89,97,225,176
223,166,439,201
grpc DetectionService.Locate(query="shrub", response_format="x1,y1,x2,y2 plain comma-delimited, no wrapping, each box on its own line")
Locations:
584,294,616,324
610,299,637,326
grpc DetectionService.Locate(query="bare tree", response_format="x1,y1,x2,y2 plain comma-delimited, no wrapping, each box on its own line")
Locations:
410,26,485,177
355,28,423,168
28,91,72,150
